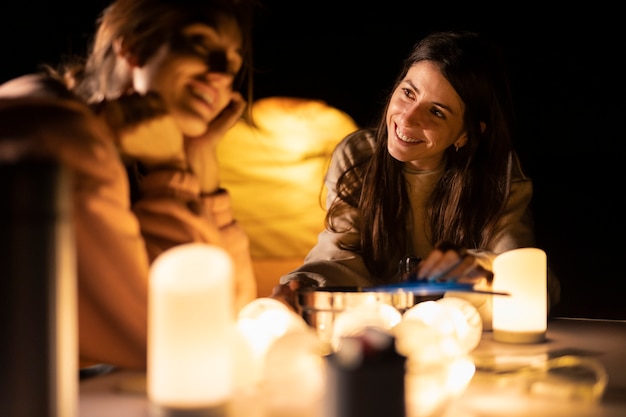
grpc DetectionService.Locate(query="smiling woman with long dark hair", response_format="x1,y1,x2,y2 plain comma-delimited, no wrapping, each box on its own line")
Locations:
0,0,259,369
273,31,560,326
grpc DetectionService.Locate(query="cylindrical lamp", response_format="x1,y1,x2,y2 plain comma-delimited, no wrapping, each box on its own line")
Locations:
492,248,547,343
148,243,235,412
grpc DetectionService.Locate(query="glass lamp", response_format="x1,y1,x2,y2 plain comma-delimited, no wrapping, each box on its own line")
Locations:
492,248,547,344
147,243,235,412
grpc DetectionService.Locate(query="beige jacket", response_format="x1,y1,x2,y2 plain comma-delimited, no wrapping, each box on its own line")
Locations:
280,129,560,310
0,76,256,370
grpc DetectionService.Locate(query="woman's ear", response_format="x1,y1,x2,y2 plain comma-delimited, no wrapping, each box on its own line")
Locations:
480,121,486,133
113,38,139,68
454,132,468,149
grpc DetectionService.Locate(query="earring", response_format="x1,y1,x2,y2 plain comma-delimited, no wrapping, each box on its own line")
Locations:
454,143,460,152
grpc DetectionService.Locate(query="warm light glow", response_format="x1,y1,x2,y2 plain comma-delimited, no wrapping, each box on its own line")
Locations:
436,297,482,353
148,243,235,408
394,319,448,364
262,329,328,415
399,299,482,356
492,248,547,343
217,97,359,259
330,302,402,351
236,297,308,385
405,356,475,417
395,299,478,417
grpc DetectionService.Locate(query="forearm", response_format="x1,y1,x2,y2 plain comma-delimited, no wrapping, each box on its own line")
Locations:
186,140,220,194
279,229,372,288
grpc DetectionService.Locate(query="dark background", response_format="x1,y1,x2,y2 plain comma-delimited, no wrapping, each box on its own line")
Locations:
2,1,624,319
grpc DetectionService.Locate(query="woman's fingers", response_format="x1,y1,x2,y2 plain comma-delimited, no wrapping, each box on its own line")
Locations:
269,280,303,312
463,264,494,284
441,252,474,281
205,92,246,139
447,255,493,284
417,240,492,283
417,241,464,280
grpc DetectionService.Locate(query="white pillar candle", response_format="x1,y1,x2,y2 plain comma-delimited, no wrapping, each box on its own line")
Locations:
492,248,547,343
148,243,235,410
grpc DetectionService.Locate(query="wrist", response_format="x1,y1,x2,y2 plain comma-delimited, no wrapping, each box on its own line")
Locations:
186,141,220,193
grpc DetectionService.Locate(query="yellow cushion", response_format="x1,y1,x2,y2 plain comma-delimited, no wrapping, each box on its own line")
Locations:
218,97,359,260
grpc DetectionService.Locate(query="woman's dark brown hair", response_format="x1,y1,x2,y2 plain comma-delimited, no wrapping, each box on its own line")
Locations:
328,31,516,281
68,0,256,105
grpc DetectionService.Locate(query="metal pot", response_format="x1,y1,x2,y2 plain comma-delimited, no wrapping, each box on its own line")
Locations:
296,286,442,343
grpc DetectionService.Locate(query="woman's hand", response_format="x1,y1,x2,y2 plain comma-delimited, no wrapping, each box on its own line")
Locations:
269,279,307,312
206,92,247,143
185,91,246,150
185,92,246,194
417,240,494,284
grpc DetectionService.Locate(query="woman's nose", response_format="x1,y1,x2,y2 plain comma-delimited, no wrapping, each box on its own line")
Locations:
401,102,427,125
205,71,235,89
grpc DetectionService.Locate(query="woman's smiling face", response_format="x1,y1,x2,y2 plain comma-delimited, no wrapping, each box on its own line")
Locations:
386,61,468,171
131,15,243,137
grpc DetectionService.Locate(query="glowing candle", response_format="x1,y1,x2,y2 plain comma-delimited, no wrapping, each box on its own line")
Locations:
236,297,308,386
492,248,547,343
148,243,235,411
396,300,477,417
436,297,482,353
330,303,402,352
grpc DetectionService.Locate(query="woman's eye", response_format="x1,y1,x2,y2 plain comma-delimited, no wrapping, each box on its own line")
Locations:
180,35,240,75
188,36,211,55
401,88,415,99
431,108,445,119
176,34,211,57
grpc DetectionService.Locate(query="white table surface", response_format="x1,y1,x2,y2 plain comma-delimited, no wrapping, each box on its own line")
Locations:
79,317,626,417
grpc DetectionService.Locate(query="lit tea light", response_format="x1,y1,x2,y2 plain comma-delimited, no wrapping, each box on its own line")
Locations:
436,297,482,353
396,300,478,417
405,355,475,417
330,302,402,352
236,297,308,385
263,329,328,415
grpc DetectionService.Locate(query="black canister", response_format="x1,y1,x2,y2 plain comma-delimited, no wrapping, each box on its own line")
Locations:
0,156,77,417
325,327,406,417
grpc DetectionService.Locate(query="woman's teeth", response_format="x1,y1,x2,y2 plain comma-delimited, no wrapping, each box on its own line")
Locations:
396,127,420,143
192,88,214,106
